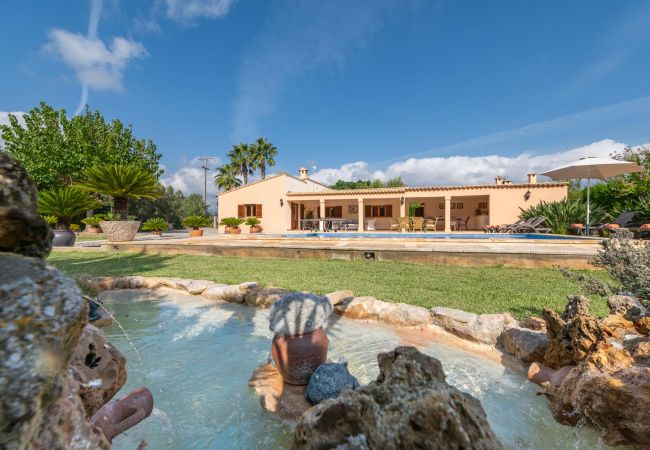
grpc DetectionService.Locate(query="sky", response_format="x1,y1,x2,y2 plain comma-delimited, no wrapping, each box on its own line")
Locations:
2,0,650,203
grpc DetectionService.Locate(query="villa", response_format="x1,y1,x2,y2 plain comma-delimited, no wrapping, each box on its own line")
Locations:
217,168,568,233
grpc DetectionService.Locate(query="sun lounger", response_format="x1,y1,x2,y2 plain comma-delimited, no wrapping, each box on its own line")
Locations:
511,216,550,233
585,211,636,236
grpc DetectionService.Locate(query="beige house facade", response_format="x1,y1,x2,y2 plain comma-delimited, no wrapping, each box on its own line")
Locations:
217,169,568,234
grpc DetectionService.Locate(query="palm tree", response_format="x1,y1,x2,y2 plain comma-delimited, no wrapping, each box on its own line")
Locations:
38,187,102,229
214,164,242,192
76,164,163,219
251,137,277,179
228,143,255,184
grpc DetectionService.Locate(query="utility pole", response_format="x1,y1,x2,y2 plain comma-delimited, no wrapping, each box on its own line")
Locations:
201,156,218,212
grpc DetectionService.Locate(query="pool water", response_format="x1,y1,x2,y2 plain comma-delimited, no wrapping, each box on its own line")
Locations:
280,232,592,240
102,290,617,450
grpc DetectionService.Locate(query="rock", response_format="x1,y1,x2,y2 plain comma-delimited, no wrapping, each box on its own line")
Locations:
430,307,517,345
632,340,650,365
69,325,127,417
248,364,311,421
524,316,547,331
500,327,548,363
0,153,52,258
377,303,432,327
600,314,636,340
203,284,245,303
326,290,354,306
292,346,503,450
306,362,359,405
0,253,108,449
636,317,650,336
334,296,386,320
245,287,290,308
174,279,216,295
608,295,647,321
542,296,607,369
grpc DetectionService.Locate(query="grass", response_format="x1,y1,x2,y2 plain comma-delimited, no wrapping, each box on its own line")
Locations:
48,250,613,319
76,234,107,242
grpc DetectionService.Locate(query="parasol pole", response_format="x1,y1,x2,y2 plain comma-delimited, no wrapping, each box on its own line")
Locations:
586,177,591,236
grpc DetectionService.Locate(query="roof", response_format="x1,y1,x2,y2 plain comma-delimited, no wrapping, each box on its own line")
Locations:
286,182,568,197
217,172,330,196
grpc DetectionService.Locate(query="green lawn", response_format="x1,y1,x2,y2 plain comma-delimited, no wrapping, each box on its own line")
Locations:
48,251,611,319
75,234,108,242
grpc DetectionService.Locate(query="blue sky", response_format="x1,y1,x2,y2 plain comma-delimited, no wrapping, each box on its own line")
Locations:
2,0,650,197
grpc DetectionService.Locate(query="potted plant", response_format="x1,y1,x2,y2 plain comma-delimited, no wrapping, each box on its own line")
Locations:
81,214,104,233
269,292,332,385
76,164,163,242
142,217,167,236
219,217,244,234
38,187,102,247
182,215,211,237
245,217,262,233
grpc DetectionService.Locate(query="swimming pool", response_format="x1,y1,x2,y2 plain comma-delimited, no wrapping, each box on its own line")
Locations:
280,232,593,240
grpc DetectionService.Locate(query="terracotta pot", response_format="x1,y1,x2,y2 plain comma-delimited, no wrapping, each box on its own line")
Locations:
250,226,262,233
86,226,101,234
92,387,153,443
189,229,204,237
272,328,328,385
225,226,241,234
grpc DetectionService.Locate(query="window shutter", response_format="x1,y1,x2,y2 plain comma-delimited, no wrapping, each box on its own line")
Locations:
386,205,392,217
337,206,342,218
365,205,371,217
256,204,263,218
237,205,245,218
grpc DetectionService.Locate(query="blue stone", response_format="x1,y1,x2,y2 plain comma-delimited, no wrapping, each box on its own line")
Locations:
306,362,359,405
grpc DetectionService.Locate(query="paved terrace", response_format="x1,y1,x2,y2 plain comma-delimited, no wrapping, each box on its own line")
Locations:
92,232,602,269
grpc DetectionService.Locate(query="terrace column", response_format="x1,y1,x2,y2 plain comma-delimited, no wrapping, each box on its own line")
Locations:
319,199,326,231
444,195,452,233
399,197,406,217
358,198,364,231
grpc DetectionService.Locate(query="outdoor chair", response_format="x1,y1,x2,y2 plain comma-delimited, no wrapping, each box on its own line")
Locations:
343,220,358,231
411,217,424,232
424,217,438,231
455,216,471,231
365,219,376,231
577,211,637,236
398,217,410,232
389,219,400,231
499,217,537,233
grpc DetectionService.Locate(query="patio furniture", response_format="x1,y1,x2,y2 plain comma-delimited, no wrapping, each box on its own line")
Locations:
511,217,551,233
398,217,410,232
365,219,376,231
342,219,358,231
389,219,400,231
424,217,438,231
499,217,537,233
454,216,471,231
579,211,636,236
411,217,424,232
629,223,650,239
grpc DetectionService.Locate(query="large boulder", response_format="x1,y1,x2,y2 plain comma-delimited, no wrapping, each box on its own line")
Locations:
430,307,518,345
607,295,647,321
69,324,127,416
306,362,359,405
500,327,548,363
0,153,51,258
245,287,290,308
292,346,503,450
0,253,109,449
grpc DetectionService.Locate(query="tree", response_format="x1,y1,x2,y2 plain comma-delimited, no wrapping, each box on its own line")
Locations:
385,177,406,188
38,187,102,229
227,143,255,184
214,164,242,191
330,178,407,190
77,164,163,219
181,193,209,217
0,102,162,190
129,185,185,227
251,137,277,179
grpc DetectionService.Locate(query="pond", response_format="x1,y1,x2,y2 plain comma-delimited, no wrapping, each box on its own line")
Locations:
101,290,616,450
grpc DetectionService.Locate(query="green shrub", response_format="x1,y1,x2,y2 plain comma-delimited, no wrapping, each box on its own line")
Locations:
81,215,104,227
42,215,58,226
245,217,261,227
38,187,102,229
519,199,610,234
69,224,81,231
219,217,245,228
182,215,212,229
142,217,168,232
592,230,650,300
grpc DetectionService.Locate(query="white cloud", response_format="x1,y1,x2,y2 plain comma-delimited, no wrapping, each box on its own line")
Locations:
45,29,147,93
165,0,237,22
232,0,412,141
160,157,222,196
310,139,633,186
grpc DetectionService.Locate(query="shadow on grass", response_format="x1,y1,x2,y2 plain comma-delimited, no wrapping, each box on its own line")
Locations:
49,252,176,278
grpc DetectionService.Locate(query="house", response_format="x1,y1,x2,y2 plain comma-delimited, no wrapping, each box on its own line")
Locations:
216,168,568,233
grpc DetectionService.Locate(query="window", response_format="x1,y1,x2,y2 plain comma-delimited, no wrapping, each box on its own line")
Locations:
478,202,488,209
238,204,263,218
325,206,343,218
364,205,393,217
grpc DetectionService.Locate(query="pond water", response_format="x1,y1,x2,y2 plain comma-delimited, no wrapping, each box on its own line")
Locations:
101,290,619,450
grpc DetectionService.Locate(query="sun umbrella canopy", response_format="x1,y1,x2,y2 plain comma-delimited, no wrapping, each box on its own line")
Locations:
540,157,643,180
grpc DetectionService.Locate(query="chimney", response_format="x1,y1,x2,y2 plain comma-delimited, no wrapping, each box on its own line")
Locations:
527,173,538,184
299,167,309,180
495,175,504,185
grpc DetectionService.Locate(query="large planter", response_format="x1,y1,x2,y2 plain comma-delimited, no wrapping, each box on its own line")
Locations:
249,226,262,233
225,226,241,235
189,229,203,238
100,221,140,242
271,328,328,385
52,229,77,247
